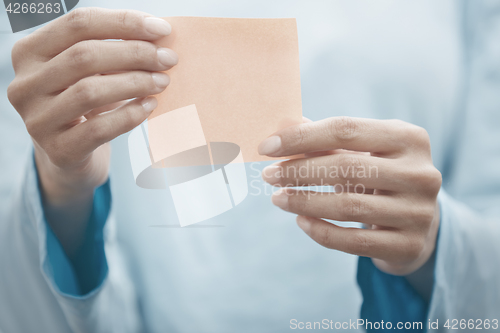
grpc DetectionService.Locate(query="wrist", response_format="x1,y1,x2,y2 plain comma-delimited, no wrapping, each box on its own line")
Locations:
34,148,95,205
34,147,98,258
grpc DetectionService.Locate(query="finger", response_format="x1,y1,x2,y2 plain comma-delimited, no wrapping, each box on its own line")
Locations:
262,153,403,191
50,71,169,127
296,216,422,263
303,150,336,158
303,149,369,159
273,189,420,229
42,40,178,92
59,97,157,163
258,117,412,157
85,100,128,119
15,8,172,61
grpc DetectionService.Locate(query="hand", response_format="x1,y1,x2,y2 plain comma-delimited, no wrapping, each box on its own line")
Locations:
7,8,178,255
258,117,442,275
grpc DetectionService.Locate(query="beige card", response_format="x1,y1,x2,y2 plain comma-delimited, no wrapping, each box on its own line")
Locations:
150,17,303,165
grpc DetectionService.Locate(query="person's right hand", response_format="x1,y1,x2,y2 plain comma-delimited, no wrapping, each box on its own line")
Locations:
7,8,178,254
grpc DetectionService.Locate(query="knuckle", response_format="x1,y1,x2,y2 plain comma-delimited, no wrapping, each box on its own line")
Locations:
107,103,146,136
73,78,99,107
24,116,43,138
11,37,32,69
329,116,358,143
409,124,431,147
7,79,22,107
290,124,310,148
411,203,435,231
428,168,443,193
115,10,140,32
350,231,374,256
129,42,145,64
7,75,40,112
69,41,97,68
121,107,138,127
405,236,425,261
336,154,363,180
349,196,364,220
87,120,108,143
387,119,411,148
340,195,364,221
279,161,301,186
415,166,442,194
404,164,442,195
129,71,143,88
289,193,308,213
11,38,27,59
124,104,146,127
116,10,129,28
315,226,335,248
130,71,154,93
67,7,94,31
419,206,436,225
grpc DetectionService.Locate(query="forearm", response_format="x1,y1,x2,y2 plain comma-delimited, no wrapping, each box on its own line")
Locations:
404,248,436,304
35,147,95,259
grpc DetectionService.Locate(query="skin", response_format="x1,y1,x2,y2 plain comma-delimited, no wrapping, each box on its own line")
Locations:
7,8,178,259
259,117,442,275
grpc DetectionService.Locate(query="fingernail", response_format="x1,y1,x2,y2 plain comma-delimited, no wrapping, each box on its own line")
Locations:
262,165,282,184
157,48,178,67
258,136,281,155
296,216,311,234
271,189,289,210
141,97,158,113
144,17,172,36
152,72,170,88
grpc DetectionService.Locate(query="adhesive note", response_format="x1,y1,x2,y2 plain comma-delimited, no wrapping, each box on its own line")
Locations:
152,17,303,166
129,17,302,225
148,104,206,164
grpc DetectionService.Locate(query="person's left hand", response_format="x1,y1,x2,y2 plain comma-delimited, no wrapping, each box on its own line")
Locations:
258,117,442,275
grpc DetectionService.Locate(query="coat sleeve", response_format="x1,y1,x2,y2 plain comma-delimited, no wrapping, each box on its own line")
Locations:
427,0,500,324
357,0,500,330
0,153,141,333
